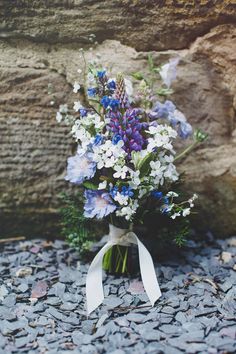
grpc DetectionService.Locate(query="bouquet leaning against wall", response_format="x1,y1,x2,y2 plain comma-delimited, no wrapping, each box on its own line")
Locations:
56,54,207,314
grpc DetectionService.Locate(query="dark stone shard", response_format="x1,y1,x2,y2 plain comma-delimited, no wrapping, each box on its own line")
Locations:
17,282,29,292
60,302,78,311
161,267,174,281
62,293,83,304
0,335,6,348
48,282,66,297
15,336,31,348
175,311,187,324
46,306,66,321
220,279,233,293
80,320,96,335
126,313,146,323
182,322,203,332
45,296,62,306
161,306,176,315
2,294,16,307
114,317,129,327
95,313,109,328
94,326,107,339
159,324,183,335
103,296,123,309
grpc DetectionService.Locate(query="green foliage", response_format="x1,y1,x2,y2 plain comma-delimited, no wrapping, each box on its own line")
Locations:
59,193,94,256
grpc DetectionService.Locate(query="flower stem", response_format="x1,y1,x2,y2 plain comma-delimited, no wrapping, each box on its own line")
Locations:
174,141,198,162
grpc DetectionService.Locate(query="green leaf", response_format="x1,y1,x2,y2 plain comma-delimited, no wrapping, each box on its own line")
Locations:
157,88,173,96
131,72,144,80
83,181,98,190
148,53,154,71
137,152,154,178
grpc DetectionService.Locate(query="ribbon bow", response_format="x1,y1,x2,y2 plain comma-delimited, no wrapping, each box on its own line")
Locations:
86,224,162,315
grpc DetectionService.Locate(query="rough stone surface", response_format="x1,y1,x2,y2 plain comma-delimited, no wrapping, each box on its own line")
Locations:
0,3,236,236
1,1,235,51
0,235,235,353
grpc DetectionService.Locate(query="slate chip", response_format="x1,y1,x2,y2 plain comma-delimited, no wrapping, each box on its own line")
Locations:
0,235,235,353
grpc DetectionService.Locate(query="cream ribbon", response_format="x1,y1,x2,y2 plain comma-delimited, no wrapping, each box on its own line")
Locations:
86,224,162,315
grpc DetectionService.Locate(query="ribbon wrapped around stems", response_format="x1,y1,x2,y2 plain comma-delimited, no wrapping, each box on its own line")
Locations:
86,224,162,315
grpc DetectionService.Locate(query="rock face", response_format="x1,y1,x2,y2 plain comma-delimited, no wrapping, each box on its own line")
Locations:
0,2,236,236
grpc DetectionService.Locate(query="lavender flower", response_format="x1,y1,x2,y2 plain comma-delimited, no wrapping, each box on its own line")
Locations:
150,100,176,120
65,151,96,185
84,190,116,219
160,57,180,88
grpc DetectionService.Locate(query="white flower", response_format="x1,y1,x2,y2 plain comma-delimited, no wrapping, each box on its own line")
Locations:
167,191,179,198
73,82,81,93
182,208,191,217
114,192,129,206
59,104,68,114
124,78,133,99
98,180,107,190
159,57,180,88
116,200,139,220
93,140,126,170
129,170,141,188
73,101,83,112
87,72,95,83
77,69,82,74
113,165,129,179
56,111,63,123
171,212,181,219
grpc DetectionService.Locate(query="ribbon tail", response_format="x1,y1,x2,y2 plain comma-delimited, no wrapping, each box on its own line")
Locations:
127,232,162,306
86,242,113,315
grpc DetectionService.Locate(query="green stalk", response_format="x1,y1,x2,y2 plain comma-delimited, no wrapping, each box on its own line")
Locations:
174,141,198,162
122,247,128,274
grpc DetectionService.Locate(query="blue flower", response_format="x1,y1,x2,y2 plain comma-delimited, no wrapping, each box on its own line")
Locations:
151,100,176,120
110,186,119,198
100,95,110,109
94,134,103,145
151,191,163,199
112,134,122,145
97,70,106,79
79,108,87,117
107,80,116,91
84,190,116,219
65,151,96,185
87,87,97,97
100,96,120,110
121,186,134,197
178,122,193,139
109,98,120,110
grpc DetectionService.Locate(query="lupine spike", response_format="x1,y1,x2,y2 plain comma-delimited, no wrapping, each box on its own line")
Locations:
115,74,130,109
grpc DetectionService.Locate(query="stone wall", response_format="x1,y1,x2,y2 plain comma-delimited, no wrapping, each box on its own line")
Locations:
0,2,236,236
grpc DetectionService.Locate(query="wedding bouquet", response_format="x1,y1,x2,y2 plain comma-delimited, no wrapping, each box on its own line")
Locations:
56,54,206,313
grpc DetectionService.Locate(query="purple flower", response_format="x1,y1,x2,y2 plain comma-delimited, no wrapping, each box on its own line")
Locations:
65,151,96,185
84,190,116,219
107,108,147,155
87,88,97,97
79,108,87,117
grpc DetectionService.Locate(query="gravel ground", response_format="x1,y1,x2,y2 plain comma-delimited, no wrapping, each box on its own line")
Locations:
0,235,235,354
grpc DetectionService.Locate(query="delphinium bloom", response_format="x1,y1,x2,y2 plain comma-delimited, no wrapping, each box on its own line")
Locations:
65,151,96,185
84,190,117,218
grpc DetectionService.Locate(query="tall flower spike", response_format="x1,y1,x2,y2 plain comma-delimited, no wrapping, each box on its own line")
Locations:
115,74,130,109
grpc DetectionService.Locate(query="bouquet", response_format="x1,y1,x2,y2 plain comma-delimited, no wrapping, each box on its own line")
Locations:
56,54,206,313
